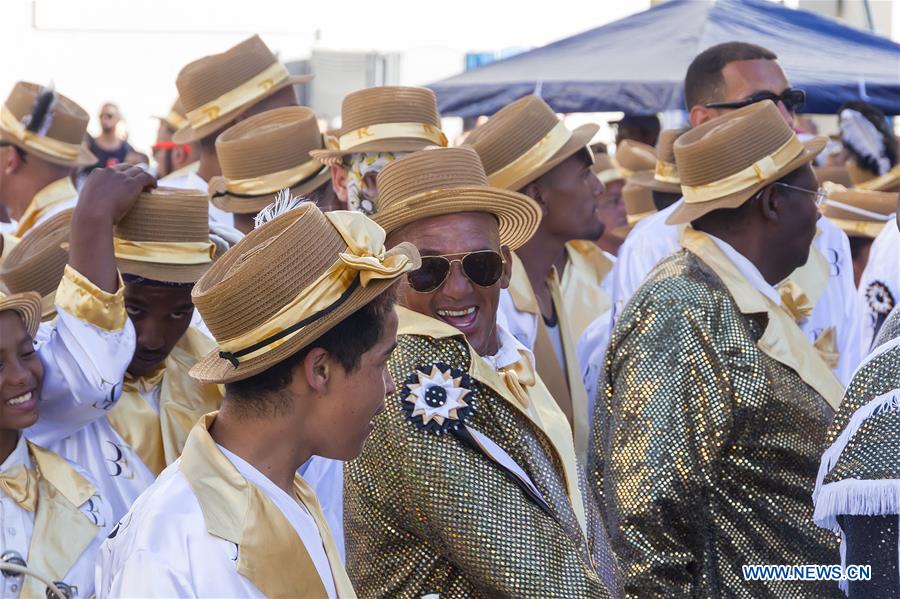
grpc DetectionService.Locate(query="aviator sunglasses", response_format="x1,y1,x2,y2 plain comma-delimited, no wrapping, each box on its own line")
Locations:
407,250,505,293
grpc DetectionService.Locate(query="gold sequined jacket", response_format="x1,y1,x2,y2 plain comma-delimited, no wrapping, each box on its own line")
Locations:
345,323,613,598
588,248,841,598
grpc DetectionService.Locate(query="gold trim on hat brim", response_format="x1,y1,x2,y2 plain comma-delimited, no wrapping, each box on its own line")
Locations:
666,136,828,226
825,217,887,239
502,123,599,192
310,137,441,166
373,186,542,251
117,258,212,285
171,74,312,145
0,291,42,338
0,128,97,168
208,169,332,214
189,243,418,384
628,169,682,194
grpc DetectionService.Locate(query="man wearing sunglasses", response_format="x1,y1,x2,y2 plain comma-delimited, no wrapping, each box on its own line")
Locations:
607,41,862,385
344,147,617,597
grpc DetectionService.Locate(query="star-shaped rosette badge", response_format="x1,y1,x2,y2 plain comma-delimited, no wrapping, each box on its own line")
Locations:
400,362,475,434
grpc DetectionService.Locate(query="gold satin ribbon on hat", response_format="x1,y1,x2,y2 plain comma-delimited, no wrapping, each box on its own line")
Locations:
626,209,656,226
180,413,355,598
24,441,100,599
0,105,83,163
185,62,290,130
113,238,216,265
338,122,447,152
680,227,844,410
223,160,325,196
827,217,888,239
681,135,805,205
654,160,679,183
55,264,127,332
0,464,37,512
488,120,573,190
217,211,414,363
163,108,187,131
15,177,77,238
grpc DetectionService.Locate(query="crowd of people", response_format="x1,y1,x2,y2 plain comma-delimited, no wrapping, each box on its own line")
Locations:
0,32,897,598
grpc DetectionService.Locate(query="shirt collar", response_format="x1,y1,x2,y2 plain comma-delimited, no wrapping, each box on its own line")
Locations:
706,234,782,306
483,322,535,373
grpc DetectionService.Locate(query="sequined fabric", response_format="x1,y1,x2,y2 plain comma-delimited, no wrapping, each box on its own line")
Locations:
344,332,612,598
588,249,841,598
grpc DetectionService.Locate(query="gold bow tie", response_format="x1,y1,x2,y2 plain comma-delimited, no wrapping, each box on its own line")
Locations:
0,464,37,512
499,350,537,408
124,365,166,394
778,280,814,322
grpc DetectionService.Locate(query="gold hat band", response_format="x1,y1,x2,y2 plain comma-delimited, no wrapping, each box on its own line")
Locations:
217,211,414,364
654,160,679,183
0,105,82,162
681,135,805,205
827,217,888,239
338,122,448,152
626,209,657,226
185,62,290,129
488,120,572,190
164,109,187,131
222,160,325,197
595,168,623,184
113,238,216,265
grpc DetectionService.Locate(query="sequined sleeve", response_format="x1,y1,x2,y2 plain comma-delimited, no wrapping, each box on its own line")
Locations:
602,292,734,596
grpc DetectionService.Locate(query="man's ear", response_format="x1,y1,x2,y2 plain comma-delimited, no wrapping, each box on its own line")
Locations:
757,186,779,222
499,244,513,289
301,347,331,395
688,105,714,128
523,181,549,217
1,146,24,176
330,164,349,208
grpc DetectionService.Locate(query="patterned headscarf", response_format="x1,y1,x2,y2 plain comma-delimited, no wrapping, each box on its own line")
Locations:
346,152,401,215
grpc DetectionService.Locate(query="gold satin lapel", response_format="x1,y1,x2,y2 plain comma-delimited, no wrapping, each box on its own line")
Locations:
15,177,77,238
180,414,338,598
813,326,840,370
681,228,844,411
23,443,99,599
106,380,167,477
395,307,588,535
533,314,574,425
507,253,540,315
560,241,613,338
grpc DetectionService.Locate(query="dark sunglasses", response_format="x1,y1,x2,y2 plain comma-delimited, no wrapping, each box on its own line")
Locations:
407,250,505,293
705,87,806,113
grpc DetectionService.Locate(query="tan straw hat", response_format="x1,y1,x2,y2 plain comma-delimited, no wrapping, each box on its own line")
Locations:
114,187,216,284
0,209,72,320
855,163,900,193
0,291,41,338
591,152,623,184
190,204,420,383
822,184,896,239
667,101,827,225
209,106,330,214
172,35,312,144
310,86,446,166
154,97,188,133
0,82,96,167
629,127,689,194
613,139,657,176
612,181,657,238
371,146,541,250
814,165,852,188
464,95,598,192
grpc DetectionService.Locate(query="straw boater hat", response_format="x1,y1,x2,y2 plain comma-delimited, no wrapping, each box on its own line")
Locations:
814,165,852,188
611,181,657,238
855,163,900,193
310,86,447,166
821,185,896,239
172,35,313,144
190,204,420,383
155,98,188,133
371,146,541,250
591,152,622,184
209,106,331,214
629,127,689,194
114,187,216,284
667,101,827,225
0,82,96,167
0,209,72,319
0,291,41,338
464,95,598,192
613,139,657,176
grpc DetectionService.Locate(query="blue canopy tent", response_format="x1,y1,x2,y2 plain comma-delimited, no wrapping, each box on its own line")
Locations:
429,0,900,117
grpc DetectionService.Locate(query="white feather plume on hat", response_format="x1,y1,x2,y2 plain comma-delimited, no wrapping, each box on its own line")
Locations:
840,108,891,175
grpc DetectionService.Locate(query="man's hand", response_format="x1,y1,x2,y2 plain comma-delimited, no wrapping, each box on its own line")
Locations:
69,165,156,293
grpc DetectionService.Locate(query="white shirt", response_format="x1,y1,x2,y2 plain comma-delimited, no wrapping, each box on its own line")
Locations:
857,220,900,351
97,450,337,598
607,198,863,384
158,170,234,228
0,434,112,599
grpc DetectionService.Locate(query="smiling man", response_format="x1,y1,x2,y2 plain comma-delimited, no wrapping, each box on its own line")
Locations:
344,147,616,597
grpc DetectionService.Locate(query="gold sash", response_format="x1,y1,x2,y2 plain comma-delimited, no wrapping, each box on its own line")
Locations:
15,177,77,238
397,306,587,535
680,228,844,410
180,414,355,598
559,240,613,339
106,327,224,476
23,442,99,599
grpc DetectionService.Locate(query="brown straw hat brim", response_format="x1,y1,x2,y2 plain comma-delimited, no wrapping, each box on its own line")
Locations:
208,169,332,214
667,136,828,225
0,130,97,167
503,123,599,192
172,75,312,145
0,292,42,338
628,169,682,194
189,242,419,384
310,138,440,166
373,186,541,250
117,259,211,285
